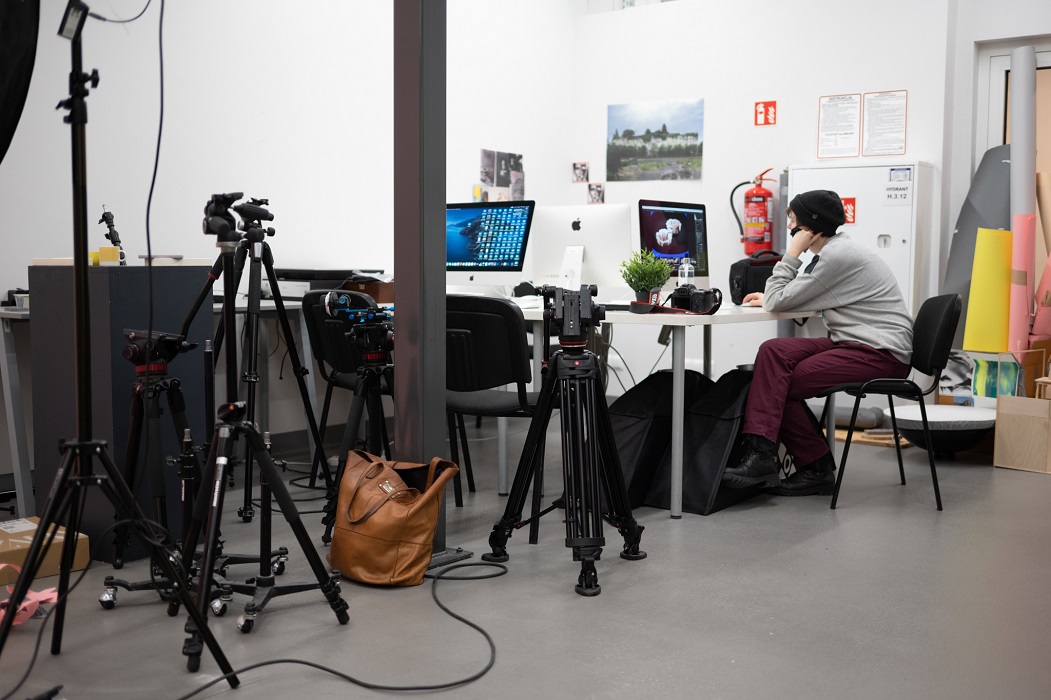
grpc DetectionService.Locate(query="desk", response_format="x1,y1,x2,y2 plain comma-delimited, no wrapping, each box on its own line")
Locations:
522,305,819,518
0,308,32,518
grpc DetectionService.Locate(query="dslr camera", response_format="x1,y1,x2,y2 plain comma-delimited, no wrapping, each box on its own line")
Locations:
669,284,723,315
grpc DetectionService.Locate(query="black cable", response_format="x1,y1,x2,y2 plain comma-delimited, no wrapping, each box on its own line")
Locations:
1,517,175,700
88,0,152,24
175,563,507,699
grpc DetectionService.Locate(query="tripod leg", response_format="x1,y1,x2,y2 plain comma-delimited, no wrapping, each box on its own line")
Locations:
321,386,370,544
593,386,646,561
114,386,145,568
482,363,559,562
242,427,349,625
263,254,333,488
0,448,77,655
50,465,90,655
91,444,238,684
144,386,170,538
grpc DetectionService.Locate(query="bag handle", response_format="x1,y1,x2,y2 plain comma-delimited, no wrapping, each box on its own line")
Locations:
386,455,456,491
344,461,398,525
750,249,781,260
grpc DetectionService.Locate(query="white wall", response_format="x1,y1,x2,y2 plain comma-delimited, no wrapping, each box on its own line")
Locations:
2,0,1050,444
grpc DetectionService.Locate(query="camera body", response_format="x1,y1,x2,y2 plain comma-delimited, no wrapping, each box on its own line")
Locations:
669,284,722,315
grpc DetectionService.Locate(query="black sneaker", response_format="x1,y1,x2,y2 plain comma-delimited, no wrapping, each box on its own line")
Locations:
722,435,781,489
768,453,836,496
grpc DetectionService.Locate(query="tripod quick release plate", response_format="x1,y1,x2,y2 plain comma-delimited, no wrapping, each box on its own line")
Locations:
541,284,605,345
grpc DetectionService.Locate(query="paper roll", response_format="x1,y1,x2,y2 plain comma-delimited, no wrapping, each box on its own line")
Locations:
963,228,1012,352
1031,254,1051,335
1009,214,1036,359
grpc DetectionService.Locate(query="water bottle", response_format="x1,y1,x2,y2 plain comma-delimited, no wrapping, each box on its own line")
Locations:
678,256,695,287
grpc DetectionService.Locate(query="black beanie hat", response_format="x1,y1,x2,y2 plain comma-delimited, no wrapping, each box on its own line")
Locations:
790,190,846,237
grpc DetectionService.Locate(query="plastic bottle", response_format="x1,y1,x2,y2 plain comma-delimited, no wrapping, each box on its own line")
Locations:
678,257,695,287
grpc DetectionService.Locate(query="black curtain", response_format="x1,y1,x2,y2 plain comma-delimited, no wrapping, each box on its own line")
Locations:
0,0,40,166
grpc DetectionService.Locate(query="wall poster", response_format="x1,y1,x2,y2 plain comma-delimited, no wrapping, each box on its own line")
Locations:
606,99,704,181
863,90,908,156
817,93,861,158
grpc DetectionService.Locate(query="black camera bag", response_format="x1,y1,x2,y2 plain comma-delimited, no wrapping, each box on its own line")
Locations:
728,250,782,305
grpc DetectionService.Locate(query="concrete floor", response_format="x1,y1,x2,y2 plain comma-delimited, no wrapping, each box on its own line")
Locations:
2,419,1051,699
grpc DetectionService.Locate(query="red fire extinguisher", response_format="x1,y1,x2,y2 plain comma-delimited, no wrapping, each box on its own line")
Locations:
732,168,777,255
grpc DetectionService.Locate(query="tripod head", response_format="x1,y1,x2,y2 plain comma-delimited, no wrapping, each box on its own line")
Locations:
202,192,243,251
234,198,276,242
122,328,197,373
98,205,127,265
541,284,605,349
323,291,394,365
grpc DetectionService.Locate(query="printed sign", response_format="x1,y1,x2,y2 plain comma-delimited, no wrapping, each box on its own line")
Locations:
841,197,856,225
754,101,777,126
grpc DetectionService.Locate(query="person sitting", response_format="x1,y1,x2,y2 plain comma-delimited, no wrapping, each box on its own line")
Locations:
721,189,913,495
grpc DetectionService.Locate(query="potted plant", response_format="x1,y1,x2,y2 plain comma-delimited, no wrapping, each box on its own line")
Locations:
620,250,673,301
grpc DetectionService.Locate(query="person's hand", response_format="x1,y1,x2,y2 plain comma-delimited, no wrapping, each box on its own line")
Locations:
787,229,820,258
743,292,764,307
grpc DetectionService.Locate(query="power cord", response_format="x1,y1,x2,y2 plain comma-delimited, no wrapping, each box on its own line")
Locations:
88,0,153,24
175,563,507,699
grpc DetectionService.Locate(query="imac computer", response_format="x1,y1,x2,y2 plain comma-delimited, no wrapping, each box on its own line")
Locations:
638,199,710,288
528,203,634,302
446,200,535,294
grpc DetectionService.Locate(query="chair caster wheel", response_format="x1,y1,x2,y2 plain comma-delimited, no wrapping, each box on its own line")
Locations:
210,599,227,617
99,587,117,610
167,600,181,617
237,615,254,633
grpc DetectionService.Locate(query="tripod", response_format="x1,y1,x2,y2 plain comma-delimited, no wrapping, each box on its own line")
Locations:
481,287,646,596
318,300,395,543
0,4,237,685
177,197,347,665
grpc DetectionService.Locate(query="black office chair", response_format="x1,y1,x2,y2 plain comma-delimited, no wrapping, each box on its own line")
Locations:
816,293,962,510
446,294,539,506
301,289,391,483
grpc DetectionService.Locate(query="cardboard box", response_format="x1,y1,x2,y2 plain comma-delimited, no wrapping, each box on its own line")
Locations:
0,517,91,585
994,394,1051,474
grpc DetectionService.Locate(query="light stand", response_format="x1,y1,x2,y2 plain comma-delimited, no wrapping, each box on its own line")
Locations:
0,2,237,684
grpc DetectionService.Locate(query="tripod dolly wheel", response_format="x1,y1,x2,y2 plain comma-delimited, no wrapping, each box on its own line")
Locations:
236,615,254,633
98,587,117,610
187,655,200,673
210,599,227,617
166,600,181,617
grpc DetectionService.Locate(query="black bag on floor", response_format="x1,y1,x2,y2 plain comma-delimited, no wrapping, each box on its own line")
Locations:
644,368,762,515
728,250,782,305
609,369,712,508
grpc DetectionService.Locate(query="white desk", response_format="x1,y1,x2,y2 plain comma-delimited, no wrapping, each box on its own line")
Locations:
521,304,819,518
0,308,33,517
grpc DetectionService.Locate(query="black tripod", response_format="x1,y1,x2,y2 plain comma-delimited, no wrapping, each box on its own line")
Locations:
482,287,646,596
0,4,238,685
177,194,348,666
317,294,394,544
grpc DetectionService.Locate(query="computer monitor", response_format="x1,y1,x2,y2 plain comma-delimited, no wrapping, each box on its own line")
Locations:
445,200,535,290
528,204,634,300
638,199,710,286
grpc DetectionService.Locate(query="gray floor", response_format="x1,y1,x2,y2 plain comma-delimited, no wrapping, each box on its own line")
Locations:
2,419,1051,700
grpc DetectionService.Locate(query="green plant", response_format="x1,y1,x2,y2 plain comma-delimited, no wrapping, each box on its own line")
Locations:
619,249,673,293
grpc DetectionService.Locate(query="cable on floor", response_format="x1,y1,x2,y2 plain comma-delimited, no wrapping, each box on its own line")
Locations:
175,562,507,699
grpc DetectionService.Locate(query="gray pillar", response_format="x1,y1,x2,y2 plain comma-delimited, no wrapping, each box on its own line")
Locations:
393,1,451,548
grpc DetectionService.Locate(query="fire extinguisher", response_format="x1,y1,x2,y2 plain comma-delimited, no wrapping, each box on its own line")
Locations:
731,168,777,255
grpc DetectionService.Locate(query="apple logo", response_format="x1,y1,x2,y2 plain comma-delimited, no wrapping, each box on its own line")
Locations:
571,218,582,231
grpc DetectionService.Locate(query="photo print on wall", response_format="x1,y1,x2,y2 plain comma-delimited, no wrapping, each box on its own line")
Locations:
477,149,524,201
606,99,704,181
572,161,589,182
588,183,605,204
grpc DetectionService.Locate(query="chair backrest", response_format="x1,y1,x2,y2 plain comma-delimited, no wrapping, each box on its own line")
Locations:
446,295,532,396
910,293,962,378
302,289,378,378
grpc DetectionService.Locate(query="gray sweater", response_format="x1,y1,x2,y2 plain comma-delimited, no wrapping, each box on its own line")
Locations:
763,234,913,364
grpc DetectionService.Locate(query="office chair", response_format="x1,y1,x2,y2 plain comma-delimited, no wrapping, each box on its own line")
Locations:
446,294,539,506
816,293,962,510
301,289,391,482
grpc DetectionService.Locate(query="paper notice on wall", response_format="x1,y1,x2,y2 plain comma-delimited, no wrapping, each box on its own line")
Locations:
817,94,861,158
863,90,908,156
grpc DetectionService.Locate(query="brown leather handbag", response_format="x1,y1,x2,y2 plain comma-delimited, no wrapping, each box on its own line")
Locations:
328,450,458,586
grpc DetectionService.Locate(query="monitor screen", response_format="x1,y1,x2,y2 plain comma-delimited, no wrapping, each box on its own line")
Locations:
446,201,535,275
638,199,709,278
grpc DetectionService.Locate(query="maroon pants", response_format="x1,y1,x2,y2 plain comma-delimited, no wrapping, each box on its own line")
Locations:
741,337,910,465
